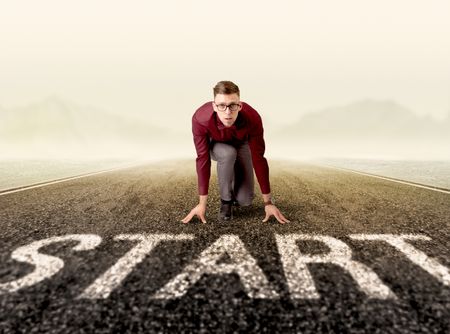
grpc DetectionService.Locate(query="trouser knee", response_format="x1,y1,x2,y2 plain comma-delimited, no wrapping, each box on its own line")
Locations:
235,192,254,206
211,143,237,163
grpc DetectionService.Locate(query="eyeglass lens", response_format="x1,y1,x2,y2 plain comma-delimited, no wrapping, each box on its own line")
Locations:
216,103,240,111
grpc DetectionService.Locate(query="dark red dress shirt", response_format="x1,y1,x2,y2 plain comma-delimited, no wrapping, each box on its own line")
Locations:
192,101,271,196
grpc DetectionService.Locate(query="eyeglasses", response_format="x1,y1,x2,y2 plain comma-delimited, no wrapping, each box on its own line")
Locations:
214,102,241,112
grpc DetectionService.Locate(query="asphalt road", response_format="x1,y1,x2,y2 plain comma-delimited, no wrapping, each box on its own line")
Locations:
0,159,449,333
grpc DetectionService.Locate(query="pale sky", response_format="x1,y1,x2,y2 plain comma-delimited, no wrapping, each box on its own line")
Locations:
1,0,449,130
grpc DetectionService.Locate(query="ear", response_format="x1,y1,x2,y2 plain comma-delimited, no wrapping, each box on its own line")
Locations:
211,102,217,112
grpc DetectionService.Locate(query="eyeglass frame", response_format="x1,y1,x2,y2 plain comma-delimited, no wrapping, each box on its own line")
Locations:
213,101,242,112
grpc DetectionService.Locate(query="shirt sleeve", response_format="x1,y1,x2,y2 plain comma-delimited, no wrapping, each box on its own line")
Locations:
247,112,271,194
192,114,211,195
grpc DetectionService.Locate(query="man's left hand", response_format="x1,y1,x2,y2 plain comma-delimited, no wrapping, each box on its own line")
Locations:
262,204,290,224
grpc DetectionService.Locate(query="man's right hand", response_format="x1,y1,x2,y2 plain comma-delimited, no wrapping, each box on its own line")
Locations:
181,204,207,224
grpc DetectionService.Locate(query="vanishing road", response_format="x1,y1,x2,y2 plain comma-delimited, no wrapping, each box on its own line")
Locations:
0,159,449,333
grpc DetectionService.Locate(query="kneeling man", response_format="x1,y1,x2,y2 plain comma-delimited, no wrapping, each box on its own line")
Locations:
181,80,290,224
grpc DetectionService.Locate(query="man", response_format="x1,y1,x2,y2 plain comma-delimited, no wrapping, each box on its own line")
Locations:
181,80,290,224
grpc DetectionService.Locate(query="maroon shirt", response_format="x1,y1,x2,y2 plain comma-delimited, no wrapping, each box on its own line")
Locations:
192,101,271,196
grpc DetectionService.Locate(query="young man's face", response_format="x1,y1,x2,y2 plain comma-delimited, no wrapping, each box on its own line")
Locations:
212,93,242,128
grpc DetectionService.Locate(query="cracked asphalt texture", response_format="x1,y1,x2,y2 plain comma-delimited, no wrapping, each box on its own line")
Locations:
0,159,449,333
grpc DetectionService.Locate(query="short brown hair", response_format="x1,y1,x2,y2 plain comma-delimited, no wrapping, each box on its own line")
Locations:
213,80,240,98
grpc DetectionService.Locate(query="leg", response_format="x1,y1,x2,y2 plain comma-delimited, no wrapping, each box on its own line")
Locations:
233,141,255,206
210,141,237,201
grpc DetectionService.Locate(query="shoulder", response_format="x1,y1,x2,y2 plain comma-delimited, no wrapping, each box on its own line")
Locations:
240,101,262,124
192,101,214,125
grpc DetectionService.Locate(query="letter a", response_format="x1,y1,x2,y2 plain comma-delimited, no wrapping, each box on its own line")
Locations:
152,234,278,299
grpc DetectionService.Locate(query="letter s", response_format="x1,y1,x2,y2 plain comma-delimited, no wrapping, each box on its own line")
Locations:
0,234,101,294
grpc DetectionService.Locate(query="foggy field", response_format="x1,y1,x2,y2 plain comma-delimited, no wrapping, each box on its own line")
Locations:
0,159,135,191
312,158,450,189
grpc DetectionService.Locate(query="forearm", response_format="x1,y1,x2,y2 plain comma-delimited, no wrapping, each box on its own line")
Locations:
262,193,272,203
199,194,208,207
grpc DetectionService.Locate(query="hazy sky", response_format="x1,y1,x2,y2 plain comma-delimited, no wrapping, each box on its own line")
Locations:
1,0,449,129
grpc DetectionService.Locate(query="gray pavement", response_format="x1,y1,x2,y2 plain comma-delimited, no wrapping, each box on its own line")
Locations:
0,159,449,333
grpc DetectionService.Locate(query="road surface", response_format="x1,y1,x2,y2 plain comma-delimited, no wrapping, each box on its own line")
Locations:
0,159,449,333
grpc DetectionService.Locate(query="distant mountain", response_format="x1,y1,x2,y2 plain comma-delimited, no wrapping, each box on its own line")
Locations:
270,99,450,160
0,96,192,159
2,97,448,160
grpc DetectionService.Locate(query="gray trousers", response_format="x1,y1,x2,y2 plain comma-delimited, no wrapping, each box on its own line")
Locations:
210,140,255,206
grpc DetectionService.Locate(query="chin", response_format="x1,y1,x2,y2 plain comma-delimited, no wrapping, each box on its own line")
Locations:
222,119,234,126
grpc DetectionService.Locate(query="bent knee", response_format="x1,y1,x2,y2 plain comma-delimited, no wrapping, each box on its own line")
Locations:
236,193,254,207
212,143,237,161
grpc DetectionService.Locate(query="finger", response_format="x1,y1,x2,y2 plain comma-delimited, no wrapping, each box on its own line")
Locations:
199,213,207,224
262,212,270,222
280,212,291,223
181,212,194,224
274,212,286,224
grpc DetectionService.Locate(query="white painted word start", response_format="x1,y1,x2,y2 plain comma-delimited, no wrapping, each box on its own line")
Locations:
0,234,448,299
